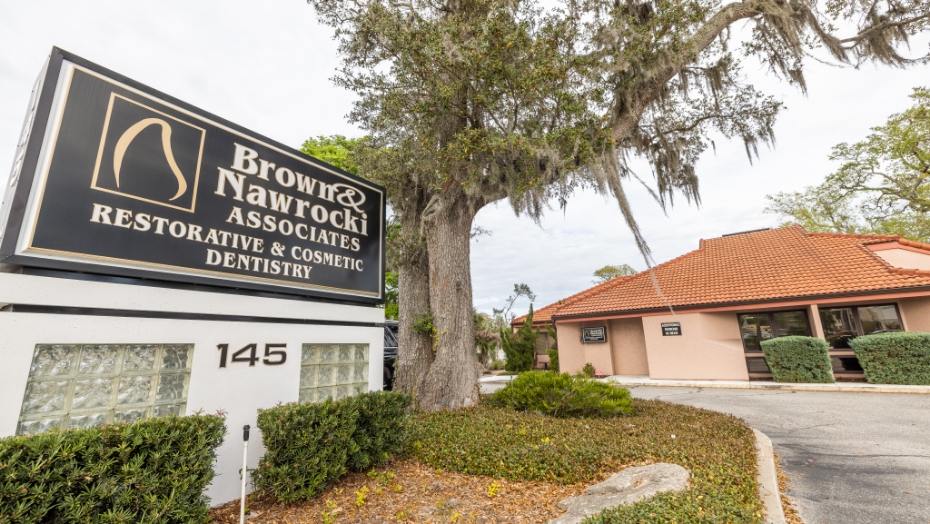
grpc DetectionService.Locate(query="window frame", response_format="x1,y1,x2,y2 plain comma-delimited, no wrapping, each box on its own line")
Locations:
818,303,904,348
737,309,813,353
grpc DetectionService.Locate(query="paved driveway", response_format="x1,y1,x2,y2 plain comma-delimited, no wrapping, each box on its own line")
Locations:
628,387,930,524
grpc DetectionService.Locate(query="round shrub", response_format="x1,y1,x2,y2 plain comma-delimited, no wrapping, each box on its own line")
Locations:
486,371,632,417
850,331,930,385
760,335,834,383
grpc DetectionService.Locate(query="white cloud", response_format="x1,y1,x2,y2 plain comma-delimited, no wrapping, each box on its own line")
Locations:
1,2,927,316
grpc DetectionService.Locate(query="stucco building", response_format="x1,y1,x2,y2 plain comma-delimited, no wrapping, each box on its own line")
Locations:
515,226,930,381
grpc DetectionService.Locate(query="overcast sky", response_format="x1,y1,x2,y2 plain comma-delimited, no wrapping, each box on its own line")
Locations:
2,1,928,316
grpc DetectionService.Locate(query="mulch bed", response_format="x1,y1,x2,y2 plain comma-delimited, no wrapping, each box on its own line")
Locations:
209,459,587,523
774,452,804,524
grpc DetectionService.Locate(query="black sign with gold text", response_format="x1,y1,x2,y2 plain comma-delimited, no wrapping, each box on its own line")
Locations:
0,48,385,303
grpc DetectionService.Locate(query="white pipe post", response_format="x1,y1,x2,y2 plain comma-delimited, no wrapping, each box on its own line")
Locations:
240,425,250,524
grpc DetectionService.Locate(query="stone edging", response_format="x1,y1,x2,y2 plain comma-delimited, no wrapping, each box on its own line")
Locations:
603,377,930,394
753,429,786,524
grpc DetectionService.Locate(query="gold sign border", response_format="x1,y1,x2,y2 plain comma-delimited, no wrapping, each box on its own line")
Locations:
90,93,206,213
18,62,384,300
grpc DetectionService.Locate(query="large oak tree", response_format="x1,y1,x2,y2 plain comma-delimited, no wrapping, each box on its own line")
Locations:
306,0,930,410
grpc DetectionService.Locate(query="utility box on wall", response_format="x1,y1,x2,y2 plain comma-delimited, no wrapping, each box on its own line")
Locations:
0,48,386,506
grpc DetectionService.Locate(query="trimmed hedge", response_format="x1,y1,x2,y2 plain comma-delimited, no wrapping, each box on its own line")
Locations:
851,332,930,385
254,391,411,503
0,414,225,523
348,390,413,470
760,336,834,383
486,371,632,417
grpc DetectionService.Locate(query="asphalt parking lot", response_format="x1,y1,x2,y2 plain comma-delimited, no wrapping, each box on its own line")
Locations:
628,387,930,524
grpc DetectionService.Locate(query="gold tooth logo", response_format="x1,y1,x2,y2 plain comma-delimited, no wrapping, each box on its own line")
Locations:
91,93,205,212
113,118,188,201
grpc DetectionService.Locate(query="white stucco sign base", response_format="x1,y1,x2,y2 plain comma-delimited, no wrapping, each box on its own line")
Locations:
0,271,384,506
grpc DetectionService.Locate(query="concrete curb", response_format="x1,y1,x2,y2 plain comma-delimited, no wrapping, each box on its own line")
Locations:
753,429,786,524
604,376,930,394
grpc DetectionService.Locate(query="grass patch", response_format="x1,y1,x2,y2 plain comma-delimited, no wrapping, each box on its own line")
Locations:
408,398,762,523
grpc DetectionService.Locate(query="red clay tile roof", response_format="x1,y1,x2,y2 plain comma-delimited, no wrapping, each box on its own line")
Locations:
512,275,637,325
541,226,930,320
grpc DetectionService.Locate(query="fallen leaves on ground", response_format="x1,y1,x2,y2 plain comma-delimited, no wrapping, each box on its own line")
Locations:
774,451,804,524
209,459,588,523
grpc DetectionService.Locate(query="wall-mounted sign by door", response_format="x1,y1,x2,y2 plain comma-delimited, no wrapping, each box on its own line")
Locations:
582,326,607,343
0,47,385,304
661,322,682,336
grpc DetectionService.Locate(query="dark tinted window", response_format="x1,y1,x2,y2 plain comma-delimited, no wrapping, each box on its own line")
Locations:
738,310,809,352
746,357,772,374
739,313,772,352
820,304,902,347
774,311,809,337
858,305,903,334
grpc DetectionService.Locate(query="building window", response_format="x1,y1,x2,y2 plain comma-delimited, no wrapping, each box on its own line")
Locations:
299,344,369,404
17,344,193,435
738,310,811,352
819,304,903,348
738,310,811,377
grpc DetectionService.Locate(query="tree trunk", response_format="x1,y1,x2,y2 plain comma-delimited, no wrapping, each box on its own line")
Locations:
393,194,434,397
417,195,481,411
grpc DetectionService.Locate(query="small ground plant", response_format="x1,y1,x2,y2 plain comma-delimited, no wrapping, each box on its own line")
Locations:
486,371,632,417
408,400,762,523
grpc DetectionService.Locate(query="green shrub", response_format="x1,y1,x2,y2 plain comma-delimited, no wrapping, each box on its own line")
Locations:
348,391,413,470
488,360,506,371
254,391,411,502
575,362,596,378
851,332,930,384
501,305,537,373
546,325,559,372
0,414,225,523
760,336,834,383
486,371,632,417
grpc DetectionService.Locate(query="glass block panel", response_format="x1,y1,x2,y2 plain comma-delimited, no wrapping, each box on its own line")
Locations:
337,364,352,384
72,378,113,410
354,345,368,361
30,345,76,376
21,380,69,414
354,363,367,381
115,408,148,424
118,376,153,405
302,345,319,364
78,345,118,375
161,345,191,370
335,385,349,400
18,417,61,435
353,382,368,395
317,365,335,386
156,374,187,401
123,345,158,372
18,343,194,436
320,345,337,363
69,413,107,429
299,388,315,404
317,387,336,401
300,366,317,388
153,404,184,417
338,346,352,362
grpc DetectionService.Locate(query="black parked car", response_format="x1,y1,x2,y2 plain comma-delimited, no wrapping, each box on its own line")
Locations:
383,320,398,390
